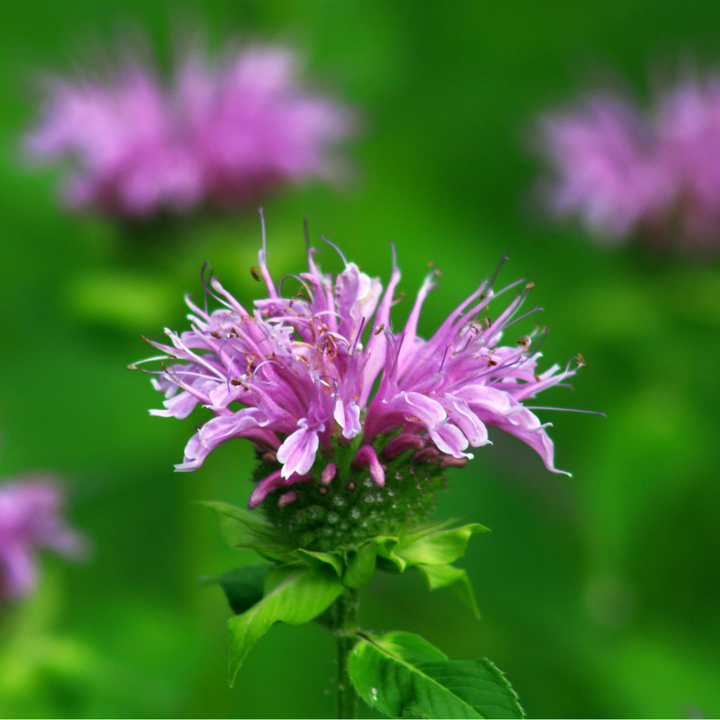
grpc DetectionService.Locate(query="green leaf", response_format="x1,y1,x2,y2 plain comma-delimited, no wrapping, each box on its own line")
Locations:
208,565,268,615
374,536,406,572
401,518,460,544
200,500,294,562
396,524,488,567
227,564,343,684
348,631,524,719
199,501,269,546
295,548,344,577
415,564,480,618
343,542,379,589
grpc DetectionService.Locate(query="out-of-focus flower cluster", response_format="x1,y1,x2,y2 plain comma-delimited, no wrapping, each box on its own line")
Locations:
25,45,352,218
539,74,720,251
0,477,83,599
136,227,578,514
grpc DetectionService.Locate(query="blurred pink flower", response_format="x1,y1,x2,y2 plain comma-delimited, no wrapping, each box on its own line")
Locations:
0,478,84,599
540,96,674,241
135,222,579,509
656,77,720,249
25,45,352,218
538,72,720,251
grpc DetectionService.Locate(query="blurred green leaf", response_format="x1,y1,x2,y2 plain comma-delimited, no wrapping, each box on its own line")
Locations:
228,564,344,684
348,631,524,719
66,270,176,332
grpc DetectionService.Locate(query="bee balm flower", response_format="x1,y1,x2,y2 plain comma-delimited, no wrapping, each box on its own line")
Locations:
25,44,352,218
136,222,579,549
655,76,720,247
0,477,83,599
537,71,720,251
539,95,674,241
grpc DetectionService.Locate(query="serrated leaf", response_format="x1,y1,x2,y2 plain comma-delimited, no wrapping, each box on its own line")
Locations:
415,564,480,618
343,542,379,588
348,631,524,719
227,564,343,684
396,524,487,567
295,548,344,577
208,565,268,615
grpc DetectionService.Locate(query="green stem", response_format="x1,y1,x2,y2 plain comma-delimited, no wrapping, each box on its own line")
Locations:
334,588,359,719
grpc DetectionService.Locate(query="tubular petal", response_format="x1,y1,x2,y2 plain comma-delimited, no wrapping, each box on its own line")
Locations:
354,445,385,487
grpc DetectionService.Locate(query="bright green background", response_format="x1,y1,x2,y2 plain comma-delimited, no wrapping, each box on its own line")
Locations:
1,1,719,717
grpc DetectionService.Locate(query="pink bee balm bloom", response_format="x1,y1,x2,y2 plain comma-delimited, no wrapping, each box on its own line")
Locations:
656,76,720,248
136,220,579,517
539,95,674,241
0,478,84,598
538,71,720,252
25,45,352,217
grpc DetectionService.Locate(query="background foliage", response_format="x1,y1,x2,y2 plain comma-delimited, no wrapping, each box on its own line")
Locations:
1,1,719,717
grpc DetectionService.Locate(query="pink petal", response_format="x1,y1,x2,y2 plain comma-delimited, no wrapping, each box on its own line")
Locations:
276,423,320,478
177,409,268,471
334,398,362,439
354,445,385,487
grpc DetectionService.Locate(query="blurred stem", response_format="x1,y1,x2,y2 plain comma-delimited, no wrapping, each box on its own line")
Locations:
334,588,359,719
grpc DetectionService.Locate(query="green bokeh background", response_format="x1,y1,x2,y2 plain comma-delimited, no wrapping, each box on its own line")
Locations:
1,1,719,717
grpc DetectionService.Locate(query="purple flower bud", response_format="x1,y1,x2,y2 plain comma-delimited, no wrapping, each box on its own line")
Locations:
353,446,385,488
413,447,440,464
321,463,338,486
441,456,469,469
382,434,425,459
277,491,298,508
